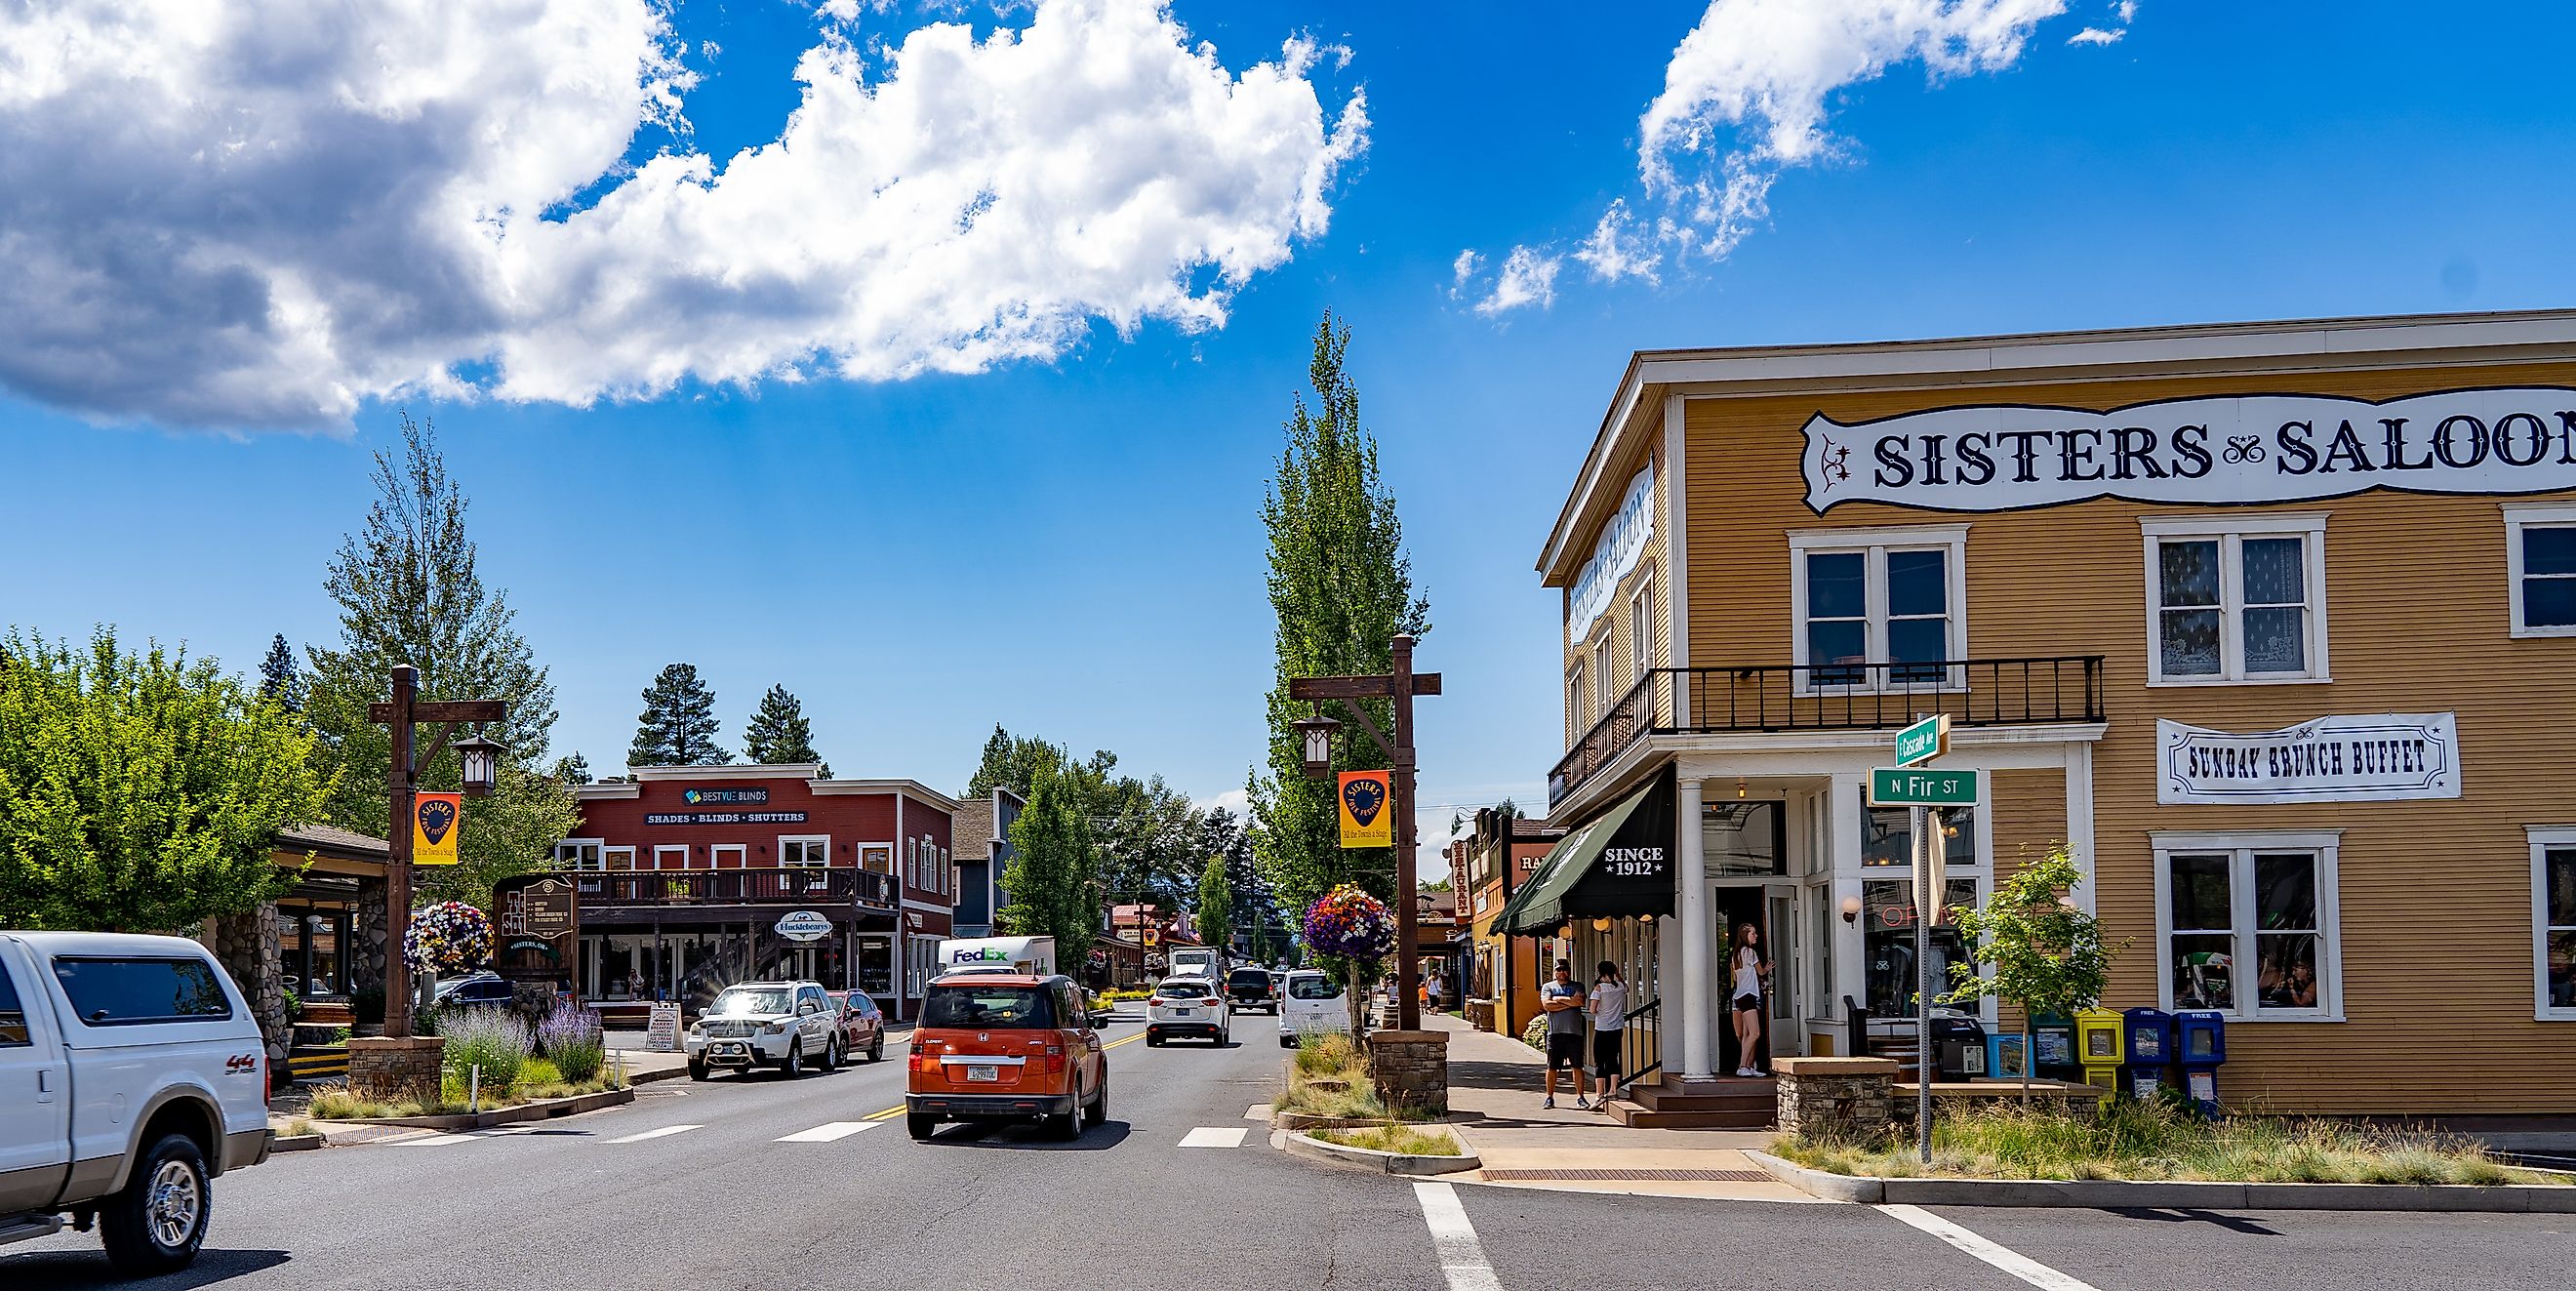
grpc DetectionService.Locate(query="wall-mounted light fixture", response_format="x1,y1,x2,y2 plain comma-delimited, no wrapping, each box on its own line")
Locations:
1840,895,1863,924
1592,917,1611,931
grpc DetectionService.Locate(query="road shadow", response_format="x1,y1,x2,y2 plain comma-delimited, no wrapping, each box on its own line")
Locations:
2102,1207,2281,1235
914,1121,1135,1152
0,1248,291,1288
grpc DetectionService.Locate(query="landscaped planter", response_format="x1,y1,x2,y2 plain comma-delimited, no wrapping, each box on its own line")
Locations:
313,1085,632,1132
1286,1129,1479,1177
1272,1110,1402,1132
1746,1150,2576,1213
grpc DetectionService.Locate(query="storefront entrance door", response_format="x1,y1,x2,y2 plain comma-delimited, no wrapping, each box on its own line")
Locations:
1710,882,1800,1074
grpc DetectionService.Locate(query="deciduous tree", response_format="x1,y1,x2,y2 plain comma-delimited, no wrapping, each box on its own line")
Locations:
629,663,729,767
1249,310,1430,915
997,764,1100,956
1195,854,1233,955
1940,846,2126,1097
0,628,325,931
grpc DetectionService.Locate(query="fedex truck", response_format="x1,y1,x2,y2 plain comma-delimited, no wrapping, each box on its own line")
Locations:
934,935,1057,979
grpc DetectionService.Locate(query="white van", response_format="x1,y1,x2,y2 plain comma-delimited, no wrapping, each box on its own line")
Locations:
1164,947,1221,981
1276,969,1350,1048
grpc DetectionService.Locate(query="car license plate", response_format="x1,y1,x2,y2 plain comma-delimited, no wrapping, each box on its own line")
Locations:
1172,1008,1193,1018
967,1065,999,1082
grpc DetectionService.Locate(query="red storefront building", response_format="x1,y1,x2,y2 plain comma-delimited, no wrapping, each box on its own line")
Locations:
557,764,955,1022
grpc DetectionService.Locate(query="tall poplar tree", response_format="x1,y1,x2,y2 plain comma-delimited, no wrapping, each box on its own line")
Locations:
742,684,825,774
1248,311,1430,917
302,413,580,907
1195,854,1233,956
629,664,729,767
997,763,1100,954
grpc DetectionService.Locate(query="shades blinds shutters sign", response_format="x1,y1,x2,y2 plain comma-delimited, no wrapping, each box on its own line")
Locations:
2155,712,2461,804
1801,387,2576,514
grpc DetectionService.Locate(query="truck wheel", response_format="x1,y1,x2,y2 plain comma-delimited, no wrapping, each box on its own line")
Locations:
689,1059,709,1081
101,1133,210,1276
1083,1076,1108,1128
906,1114,938,1141
1045,1099,1081,1141
821,1038,841,1072
780,1042,804,1078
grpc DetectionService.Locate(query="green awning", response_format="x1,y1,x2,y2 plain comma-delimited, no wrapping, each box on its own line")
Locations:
1493,779,1656,936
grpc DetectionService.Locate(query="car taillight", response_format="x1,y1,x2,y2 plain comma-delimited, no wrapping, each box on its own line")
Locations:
908,1052,928,1074
1147,997,1166,1007
1044,1047,1065,1075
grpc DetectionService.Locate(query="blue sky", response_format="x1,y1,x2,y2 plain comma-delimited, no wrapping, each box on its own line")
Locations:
6,1,2576,864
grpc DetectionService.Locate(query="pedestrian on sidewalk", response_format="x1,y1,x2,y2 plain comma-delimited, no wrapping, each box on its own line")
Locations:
1587,961,1627,1107
1540,959,1590,1109
1731,922,1769,1077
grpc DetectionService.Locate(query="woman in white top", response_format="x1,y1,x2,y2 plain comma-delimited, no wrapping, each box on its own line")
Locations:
1729,923,1768,1077
1587,962,1628,1102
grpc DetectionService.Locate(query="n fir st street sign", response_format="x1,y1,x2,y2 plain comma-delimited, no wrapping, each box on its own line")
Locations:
1869,766,1980,808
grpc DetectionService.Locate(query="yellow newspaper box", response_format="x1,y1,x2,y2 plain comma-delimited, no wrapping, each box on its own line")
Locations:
2076,1007,2124,1100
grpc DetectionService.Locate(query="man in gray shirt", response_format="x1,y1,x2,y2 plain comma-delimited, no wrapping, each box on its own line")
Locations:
1539,959,1590,1109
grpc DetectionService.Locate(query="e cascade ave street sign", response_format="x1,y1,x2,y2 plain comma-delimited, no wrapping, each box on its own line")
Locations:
1893,714,1950,768
1869,767,1980,807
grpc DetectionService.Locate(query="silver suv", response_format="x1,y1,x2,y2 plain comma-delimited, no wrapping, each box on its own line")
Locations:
685,982,839,1079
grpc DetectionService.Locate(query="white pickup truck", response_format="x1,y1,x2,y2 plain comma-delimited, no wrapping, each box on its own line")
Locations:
1,931,273,1274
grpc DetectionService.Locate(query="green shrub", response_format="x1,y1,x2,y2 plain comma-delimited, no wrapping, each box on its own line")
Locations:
437,1006,532,1092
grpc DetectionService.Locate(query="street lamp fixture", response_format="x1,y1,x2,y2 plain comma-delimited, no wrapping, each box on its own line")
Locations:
452,731,507,798
1292,709,1341,780
1840,894,1863,924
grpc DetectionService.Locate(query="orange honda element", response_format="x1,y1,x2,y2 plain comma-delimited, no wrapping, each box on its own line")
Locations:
906,973,1107,1141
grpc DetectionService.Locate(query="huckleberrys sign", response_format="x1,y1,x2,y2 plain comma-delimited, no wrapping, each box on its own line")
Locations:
2155,712,2461,804
1567,466,1654,643
1800,387,2576,513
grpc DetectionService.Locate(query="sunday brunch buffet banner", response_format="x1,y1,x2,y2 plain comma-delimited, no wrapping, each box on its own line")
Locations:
1801,387,2576,513
2156,712,2460,804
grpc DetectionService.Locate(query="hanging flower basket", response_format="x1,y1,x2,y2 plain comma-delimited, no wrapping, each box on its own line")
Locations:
405,902,493,977
1303,885,1395,964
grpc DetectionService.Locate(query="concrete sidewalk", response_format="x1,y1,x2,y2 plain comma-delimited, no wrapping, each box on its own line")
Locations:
1429,1014,1818,1203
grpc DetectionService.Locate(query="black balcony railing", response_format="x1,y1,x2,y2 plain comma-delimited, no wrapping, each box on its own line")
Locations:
1549,657,2106,807
570,867,897,909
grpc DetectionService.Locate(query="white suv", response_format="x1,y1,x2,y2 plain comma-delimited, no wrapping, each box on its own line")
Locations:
686,982,840,1079
1144,976,1229,1047
1,932,273,1274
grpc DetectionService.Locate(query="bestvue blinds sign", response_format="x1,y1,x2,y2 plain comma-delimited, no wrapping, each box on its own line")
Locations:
1567,465,1654,644
683,787,769,805
1799,387,2576,513
2156,712,2461,804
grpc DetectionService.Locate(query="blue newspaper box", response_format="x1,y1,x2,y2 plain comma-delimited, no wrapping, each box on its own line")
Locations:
2119,1007,2174,1099
2173,1009,2227,1114
1986,1031,2030,1081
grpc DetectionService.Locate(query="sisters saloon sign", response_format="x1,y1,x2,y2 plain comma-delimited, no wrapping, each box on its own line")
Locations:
1800,387,2576,513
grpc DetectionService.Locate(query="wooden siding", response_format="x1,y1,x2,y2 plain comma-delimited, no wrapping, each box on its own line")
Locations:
1680,359,2576,1113
1562,433,1668,746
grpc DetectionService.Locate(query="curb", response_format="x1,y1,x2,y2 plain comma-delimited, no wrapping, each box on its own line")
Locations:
314,1085,635,1132
1285,1128,1479,1177
268,1133,325,1153
1744,1150,2576,1212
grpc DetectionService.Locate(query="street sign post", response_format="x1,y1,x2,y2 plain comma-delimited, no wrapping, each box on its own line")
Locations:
1868,766,1980,807
1893,713,1950,767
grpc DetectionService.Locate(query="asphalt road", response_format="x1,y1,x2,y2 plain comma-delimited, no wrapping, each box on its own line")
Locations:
6,1007,2572,1290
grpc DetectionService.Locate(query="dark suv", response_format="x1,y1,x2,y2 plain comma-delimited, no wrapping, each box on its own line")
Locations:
1226,966,1276,1015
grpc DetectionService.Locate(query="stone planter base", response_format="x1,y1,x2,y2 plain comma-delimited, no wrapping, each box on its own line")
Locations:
1365,1029,1451,1115
346,1035,445,1103
1774,1056,1896,1140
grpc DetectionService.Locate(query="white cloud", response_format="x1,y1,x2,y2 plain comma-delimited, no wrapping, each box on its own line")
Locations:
0,0,1366,429
1472,246,1559,317
1638,0,2067,259
1448,248,1482,299
1573,200,1660,284
2067,26,2121,45
2117,1,2138,20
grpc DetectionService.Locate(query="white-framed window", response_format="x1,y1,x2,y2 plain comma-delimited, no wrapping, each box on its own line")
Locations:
858,843,894,874
779,835,830,867
2141,514,2329,684
939,847,950,896
604,845,636,872
2151,830,2342,1021
1629,575,1654,681
553,839,603,871
1593,634,1615,718
1788,525,1968,691
653,844,689,871
2529,827,2576,1020
709,843,745,869
1567,663,1586,735
2505,504,2576,637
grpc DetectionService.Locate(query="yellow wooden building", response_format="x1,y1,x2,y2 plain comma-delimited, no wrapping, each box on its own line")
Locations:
1528,308,2576,1114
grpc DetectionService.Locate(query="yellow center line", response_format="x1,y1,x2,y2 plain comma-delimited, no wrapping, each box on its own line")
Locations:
861,1029,1149,1119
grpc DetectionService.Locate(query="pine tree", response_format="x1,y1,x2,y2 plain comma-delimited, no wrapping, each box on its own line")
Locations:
302,413,580,907
742,684,822,767
629,664,729,768
258,633,302,711
1248,311,1430,917
552,752,591,786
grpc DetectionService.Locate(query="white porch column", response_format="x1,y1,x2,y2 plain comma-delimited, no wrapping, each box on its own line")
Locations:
2065,742,2098,914
1675,775,1714,1079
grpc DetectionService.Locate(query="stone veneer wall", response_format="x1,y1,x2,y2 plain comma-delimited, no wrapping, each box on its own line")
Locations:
347,1036,446,1102
210,905,289,1062
1773,1057,1897,1141
1365,1029,1452,1114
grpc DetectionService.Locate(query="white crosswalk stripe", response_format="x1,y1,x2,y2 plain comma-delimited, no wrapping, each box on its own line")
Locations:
1412,1181,1503,1291
605,1124,703,1144
1877,1205,2100,1291
1179,1126,1248,1149
776,1120,878,1143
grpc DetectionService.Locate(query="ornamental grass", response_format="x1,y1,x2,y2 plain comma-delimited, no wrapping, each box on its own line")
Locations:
1312,1124,1465,1156
1775,1098,2567,1186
